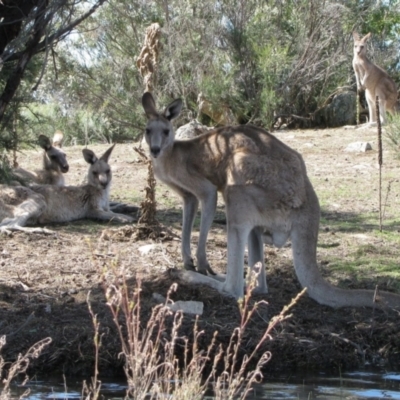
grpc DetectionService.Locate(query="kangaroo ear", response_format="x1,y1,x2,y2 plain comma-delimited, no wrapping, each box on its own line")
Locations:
100,143,116,163
52,131,64,148
352,31,360,41
82,148,98,165
362,32,372,42
164,98,183,121
142,92,159,119
38,135,52,151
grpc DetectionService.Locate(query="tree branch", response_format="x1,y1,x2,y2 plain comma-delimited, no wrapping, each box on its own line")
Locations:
0,0,107,124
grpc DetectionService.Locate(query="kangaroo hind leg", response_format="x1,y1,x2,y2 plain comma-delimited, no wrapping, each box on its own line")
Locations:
375,89,391,124
248,227,268,294
0,192,52,235
365,90,378,124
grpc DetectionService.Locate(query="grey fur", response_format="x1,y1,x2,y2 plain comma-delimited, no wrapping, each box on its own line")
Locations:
0,144,133,234
141,92,400,309
13,132,69,186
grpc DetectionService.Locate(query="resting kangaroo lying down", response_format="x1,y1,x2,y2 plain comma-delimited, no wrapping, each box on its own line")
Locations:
141,92,400,309
12,132,69,186
0,144,134,234
12,132,136,215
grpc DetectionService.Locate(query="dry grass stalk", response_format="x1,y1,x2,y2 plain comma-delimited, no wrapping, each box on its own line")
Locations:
133,146,162,239
136,23,162,93
135,147,157,225
0,336,52,400
376,95,383,231
12,114,18,168
81,292,103,400
102,263,305,399
135,22,162,237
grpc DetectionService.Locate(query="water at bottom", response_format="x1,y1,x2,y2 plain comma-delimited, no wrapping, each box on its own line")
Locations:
249,370,400,399
6,369,400,399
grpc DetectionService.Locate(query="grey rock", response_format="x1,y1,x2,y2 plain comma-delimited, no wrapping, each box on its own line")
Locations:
175,120,210,140
344,141,372,152
314,91,358,127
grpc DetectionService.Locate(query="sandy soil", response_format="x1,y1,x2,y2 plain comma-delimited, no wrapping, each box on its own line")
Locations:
0,125,399,379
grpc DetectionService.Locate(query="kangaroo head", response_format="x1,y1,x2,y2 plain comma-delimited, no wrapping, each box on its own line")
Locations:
82,144,115,190
38,133,69,173
353,32,371,57
142,92,183,158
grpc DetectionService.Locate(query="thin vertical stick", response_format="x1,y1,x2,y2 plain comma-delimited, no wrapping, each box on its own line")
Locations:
376,95,383,232
12,113,18,168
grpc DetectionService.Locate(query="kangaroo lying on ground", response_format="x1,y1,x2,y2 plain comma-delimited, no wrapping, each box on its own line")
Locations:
141,91,400,309
0,144,134,234
12,132,137,215
353,32,398,125
12,132,69,186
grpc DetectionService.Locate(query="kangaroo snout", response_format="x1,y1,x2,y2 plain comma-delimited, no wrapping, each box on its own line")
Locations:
151,146,161,158
61,165,69,173
99,175,109,188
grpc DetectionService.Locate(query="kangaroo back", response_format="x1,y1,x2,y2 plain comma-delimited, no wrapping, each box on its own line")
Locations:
141,92,400,309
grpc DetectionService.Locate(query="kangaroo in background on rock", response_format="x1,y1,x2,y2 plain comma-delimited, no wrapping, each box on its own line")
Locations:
12,131,69,186
352,32,398,125
141,91,400,309
0,144,134,234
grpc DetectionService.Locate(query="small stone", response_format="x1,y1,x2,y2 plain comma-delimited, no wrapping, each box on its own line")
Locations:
344,142,372,152
168,300,204,315
138,244,158,255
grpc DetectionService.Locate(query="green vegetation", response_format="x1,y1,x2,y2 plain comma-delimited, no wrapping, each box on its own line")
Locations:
385,114,400,158
2,1,400,156
318,210,400,292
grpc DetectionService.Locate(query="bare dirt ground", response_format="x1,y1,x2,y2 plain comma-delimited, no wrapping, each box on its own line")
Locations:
0,126,399,379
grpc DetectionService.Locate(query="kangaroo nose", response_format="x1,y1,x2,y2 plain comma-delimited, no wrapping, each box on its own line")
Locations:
99,176,108,188
151,147,161,158
62,165,69,173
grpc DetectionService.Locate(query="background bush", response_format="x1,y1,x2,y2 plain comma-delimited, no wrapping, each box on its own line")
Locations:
1,0,400,155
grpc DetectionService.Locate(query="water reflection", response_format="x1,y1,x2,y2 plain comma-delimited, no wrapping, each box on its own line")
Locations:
8,370,400,399
253,371,400,399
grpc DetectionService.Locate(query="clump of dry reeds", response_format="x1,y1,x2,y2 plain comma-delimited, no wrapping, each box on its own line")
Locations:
100,264,305,399
0,335,51,400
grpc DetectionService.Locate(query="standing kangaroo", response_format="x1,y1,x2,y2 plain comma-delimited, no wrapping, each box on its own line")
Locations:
13,131,69,186
141,92,400,309
352,32,398,125
0,144,133,234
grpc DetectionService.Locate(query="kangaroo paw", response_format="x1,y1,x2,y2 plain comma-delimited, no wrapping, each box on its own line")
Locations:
183,260,197,272
197,262,216,276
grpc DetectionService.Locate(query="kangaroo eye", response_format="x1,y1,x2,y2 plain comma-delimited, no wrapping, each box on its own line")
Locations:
146,129,151,135
105,169,110,174
92,171,98,176
163,129,169,136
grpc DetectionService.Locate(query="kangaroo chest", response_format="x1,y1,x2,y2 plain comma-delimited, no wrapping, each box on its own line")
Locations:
152,158,219,198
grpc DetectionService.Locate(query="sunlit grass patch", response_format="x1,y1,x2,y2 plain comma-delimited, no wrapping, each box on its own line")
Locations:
319,226,400,292
320,210,399,234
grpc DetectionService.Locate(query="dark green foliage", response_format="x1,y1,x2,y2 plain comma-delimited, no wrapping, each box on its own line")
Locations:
1,0,400,158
